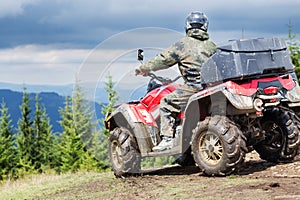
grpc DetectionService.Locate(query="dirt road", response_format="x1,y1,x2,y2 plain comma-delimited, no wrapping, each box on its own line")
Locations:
45,152,300,200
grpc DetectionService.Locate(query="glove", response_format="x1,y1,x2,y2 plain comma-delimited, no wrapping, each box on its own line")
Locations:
135,68,148,76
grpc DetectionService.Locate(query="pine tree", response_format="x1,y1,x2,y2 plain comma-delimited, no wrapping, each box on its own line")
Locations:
57,79,118,172
16,88,35,173
0,100,18,180
287,22,300,82
56,87,100,173
72,84,99,171
33,94,54,172
101,75,118,129
95,75,119,169
50,133,62,171
72,85,95,150
57,96,85,173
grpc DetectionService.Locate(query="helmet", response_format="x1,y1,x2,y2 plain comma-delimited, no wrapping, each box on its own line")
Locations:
185,12,209,33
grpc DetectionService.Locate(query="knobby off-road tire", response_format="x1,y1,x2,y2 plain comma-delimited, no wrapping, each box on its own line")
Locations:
108,127,141,178
289,108,300,161
254,108,299,162
191,115,246,176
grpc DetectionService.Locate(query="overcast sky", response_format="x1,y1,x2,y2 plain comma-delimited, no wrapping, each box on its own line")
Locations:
1,0,300,85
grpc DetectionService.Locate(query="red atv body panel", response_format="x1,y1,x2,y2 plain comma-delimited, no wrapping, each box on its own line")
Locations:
126,74,296,128
127,84,181,127
224,75,295,96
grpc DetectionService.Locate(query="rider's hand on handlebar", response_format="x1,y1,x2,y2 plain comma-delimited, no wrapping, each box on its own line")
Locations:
135,68,149,76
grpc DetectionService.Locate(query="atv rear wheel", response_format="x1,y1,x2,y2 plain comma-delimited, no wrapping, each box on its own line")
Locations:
108,127,141,178
191,116,246,176
254,108,299,162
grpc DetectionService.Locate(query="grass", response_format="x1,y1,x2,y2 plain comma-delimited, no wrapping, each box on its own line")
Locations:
0,171,111,200
0,169,276,200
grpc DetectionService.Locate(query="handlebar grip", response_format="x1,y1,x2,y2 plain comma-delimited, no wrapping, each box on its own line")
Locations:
135,69,141,73
135,68,150,76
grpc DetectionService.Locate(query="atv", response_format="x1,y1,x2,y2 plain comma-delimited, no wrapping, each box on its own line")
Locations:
105,37,300,177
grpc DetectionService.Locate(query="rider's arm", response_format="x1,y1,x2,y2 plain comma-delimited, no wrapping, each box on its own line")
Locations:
138,40,184,73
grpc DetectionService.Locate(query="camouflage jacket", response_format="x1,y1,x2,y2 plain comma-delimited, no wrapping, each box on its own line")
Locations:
138,29,216,81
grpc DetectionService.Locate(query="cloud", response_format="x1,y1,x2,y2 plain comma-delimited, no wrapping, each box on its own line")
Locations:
0,0,299,49
1,0,300,86
0,27,183,86
0,0,39,18
0,45,87,85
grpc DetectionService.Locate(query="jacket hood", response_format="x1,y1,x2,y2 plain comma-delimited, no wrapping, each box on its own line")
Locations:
186,29,209,40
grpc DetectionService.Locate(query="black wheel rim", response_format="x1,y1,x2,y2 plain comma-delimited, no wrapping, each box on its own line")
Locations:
262,120,283,151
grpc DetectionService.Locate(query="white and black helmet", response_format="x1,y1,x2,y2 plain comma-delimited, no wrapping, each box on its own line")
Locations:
185,12,209,33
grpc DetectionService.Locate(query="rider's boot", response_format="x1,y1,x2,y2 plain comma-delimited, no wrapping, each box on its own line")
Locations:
152,135,173,151
153,108,176,152
152,120,175,151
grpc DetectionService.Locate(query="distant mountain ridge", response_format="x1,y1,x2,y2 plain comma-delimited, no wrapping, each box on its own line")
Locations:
0,89,104,133
0,81,147,133
0,82,74,97
0,81,149,105
0,81,111,103
0,89,66,133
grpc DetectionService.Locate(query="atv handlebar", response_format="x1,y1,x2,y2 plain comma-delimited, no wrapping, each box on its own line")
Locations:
148,72,181,85
135,69,181,84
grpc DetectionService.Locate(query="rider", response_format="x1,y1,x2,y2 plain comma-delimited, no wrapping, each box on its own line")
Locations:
135,12,216,151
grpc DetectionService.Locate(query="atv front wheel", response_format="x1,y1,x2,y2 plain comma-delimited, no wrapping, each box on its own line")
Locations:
191,116,246,176
254,108,299,162
108,127,141,177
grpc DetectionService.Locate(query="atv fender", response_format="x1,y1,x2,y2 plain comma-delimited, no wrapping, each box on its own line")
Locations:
105,104,155,156
285,82,300,107
180,83,254,152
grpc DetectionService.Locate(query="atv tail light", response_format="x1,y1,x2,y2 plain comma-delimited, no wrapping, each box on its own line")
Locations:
263,86,278,94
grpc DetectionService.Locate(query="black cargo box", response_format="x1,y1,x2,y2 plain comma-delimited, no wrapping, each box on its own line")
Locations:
201,38,294,84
